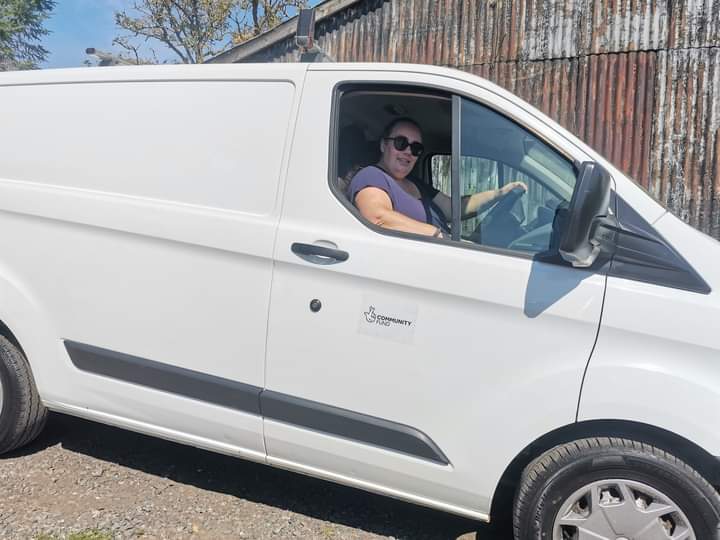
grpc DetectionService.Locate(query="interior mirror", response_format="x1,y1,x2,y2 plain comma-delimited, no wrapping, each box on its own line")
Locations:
559,162,615,267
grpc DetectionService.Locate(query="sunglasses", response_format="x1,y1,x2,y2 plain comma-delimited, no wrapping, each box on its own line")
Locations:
384,136,424,157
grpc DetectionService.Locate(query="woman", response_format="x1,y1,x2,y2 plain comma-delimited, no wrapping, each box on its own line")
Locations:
350,117,526,239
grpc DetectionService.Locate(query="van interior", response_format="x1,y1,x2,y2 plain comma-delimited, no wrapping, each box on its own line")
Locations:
335,86,577,255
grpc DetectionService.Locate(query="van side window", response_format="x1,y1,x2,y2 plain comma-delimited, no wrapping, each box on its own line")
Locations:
334,86,453,230
432,99,577,254
430,99,576,253
431,154,500,236
334,86,576,257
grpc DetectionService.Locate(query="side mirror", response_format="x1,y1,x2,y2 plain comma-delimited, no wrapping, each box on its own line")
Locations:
559,162,615,267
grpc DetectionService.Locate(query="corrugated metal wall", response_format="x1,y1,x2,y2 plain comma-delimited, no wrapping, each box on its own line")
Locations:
244,0,720,239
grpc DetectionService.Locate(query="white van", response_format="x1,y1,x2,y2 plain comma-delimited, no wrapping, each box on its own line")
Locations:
1,63,719,539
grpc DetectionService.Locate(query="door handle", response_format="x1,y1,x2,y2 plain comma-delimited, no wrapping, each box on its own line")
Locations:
291,242,349,265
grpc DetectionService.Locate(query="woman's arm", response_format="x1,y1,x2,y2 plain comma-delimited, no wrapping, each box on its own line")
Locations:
432,181,527,219
355,187,442,236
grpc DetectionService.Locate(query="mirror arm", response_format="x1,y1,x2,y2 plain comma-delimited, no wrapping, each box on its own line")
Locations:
590,215,623,258
590,215,619,255
562,215,618,268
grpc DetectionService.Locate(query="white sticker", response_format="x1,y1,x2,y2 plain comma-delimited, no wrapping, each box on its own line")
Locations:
357,294,419,344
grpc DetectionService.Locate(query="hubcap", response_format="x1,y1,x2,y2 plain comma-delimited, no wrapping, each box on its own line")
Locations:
553,479,695,540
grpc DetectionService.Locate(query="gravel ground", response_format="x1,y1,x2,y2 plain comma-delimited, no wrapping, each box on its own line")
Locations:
0,413,509,540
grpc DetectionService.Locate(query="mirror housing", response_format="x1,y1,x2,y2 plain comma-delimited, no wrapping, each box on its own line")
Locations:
559,162,615,267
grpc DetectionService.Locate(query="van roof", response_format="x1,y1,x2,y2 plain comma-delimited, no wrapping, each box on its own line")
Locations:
0,63,311,86
0,62,483,88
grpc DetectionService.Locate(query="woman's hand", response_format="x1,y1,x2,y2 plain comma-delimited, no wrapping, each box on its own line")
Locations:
433,181,528,220
499,181,528,196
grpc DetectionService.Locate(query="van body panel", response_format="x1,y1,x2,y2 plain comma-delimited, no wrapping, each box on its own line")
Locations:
578,275,720,455
46,400,267,464
0,264,62,401
265,426,490,521
0,80,295,213
0,68,306,457
265,69,606,515
0,195,272,453
652,210,720,290
579,210,720,455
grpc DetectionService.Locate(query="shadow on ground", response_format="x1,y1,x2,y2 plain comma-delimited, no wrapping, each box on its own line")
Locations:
12,413,511,540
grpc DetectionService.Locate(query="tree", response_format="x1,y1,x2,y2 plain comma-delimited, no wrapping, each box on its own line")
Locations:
232,0,307,43
114,0,306,64
0,0,55,70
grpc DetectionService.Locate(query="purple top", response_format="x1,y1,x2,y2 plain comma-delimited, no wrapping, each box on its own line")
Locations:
350,166,427,223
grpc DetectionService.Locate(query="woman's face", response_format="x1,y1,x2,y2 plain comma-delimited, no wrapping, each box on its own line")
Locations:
379,122,423,180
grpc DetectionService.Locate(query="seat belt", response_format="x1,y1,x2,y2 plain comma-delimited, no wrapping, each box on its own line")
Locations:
415,182,451,233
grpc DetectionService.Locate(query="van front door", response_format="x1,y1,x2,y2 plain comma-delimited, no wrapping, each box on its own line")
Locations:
264,69,606,518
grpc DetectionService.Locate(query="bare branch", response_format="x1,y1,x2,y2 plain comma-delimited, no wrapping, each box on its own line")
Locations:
114,0,306,63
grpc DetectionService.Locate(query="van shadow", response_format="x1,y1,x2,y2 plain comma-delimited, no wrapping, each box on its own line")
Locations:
11,413,508,540
523,256,604,318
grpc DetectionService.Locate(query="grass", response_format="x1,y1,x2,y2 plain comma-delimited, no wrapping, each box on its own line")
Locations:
34,530,112,540
68,531,113,540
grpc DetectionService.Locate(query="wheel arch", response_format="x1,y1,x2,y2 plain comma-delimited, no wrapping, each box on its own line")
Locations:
0,318,26,358
489,419,720,524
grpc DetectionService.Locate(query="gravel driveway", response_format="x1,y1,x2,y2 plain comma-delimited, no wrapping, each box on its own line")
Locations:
0,414,509,540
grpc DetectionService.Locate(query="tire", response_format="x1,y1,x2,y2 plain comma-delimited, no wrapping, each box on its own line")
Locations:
0,335,47,454
513,437,720,540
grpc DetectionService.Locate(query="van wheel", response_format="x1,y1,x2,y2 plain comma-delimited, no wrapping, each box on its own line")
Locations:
0,336,47,454
513,437,720,540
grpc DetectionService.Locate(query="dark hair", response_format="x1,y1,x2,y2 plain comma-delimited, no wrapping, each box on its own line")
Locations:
381,117,422,139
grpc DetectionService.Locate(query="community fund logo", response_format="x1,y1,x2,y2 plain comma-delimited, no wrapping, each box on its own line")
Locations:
358,296,418,344
363,305,413,327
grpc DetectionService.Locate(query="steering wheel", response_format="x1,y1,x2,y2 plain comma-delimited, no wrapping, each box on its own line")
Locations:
469,186,526,247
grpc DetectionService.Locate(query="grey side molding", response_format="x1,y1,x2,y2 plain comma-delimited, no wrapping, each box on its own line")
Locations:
261,390,450,465
64,341,450,465
65,341,263,414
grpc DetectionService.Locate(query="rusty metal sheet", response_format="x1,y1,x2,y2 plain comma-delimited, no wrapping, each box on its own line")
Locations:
667,0,720,50
650,47,720,238
244,0,720,65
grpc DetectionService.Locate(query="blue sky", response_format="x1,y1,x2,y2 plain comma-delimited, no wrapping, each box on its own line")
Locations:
42,1,320,69
42,0,171,68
